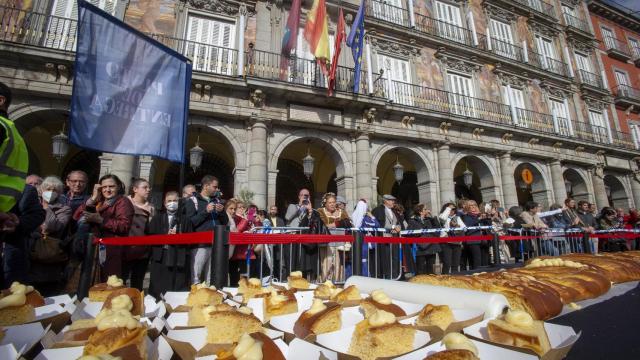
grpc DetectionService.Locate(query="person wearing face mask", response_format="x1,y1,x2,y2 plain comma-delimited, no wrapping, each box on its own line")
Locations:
148,191,191,297
27,176,71,295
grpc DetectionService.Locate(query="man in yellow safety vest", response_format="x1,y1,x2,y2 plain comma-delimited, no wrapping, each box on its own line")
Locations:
0,81,28,230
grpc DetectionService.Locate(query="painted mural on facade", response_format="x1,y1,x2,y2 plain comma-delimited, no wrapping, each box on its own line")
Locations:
124,0,177,36
0,0,32,10
415,47,444,90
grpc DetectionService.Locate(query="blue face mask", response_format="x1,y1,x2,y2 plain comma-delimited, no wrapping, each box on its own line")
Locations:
166,201,178,211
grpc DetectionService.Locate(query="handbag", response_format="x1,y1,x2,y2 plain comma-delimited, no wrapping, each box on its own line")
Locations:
30,233,69,264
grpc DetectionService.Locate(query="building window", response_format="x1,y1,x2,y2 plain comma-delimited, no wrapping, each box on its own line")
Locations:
378,54,411,104
630,124,640,149
501,85,526,126
574,52,599,87
293,30,335,86
434,1,466,44
371,0,407,26
601,27,616,49
184,15,235,75
447,72,475,117
549,98,572,136
629,38,640,58
535,35,557,69
489,18,517,59
614,70,631,96
587,110,609,143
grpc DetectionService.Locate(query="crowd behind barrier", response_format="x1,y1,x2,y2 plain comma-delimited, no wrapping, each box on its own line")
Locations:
5,168,640,303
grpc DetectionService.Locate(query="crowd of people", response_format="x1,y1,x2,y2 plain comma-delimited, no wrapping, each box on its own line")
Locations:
3,169,640,297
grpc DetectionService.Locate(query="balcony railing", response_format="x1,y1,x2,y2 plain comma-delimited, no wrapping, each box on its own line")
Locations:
603,36,632,60
488,37,526,62
563,13,591,34
0,5,78,51
365,0,410,27
414,12,479,48
613,84,640,100
149,34,238,77
515,108,555,134
556,117,573,137
574,121,610,144
529,51,568,77
390,80,513,126
612,130,635,149
576,69,604,89
512,0,555,17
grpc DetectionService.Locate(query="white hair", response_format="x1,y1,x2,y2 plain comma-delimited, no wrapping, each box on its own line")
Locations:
40,176,64,193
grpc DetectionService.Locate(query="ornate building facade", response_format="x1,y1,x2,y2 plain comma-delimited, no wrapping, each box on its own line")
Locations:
2,0,640,212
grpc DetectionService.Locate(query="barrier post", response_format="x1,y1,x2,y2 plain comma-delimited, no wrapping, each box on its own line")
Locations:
492,231,501,266
213,225,229,288
77,233,96,300
352,231,363,276
582,232,592,254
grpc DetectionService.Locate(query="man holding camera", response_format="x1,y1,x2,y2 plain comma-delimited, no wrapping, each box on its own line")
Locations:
185,175,228,284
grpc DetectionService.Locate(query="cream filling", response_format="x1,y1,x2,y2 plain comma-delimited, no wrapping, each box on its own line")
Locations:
110,294,133,312
370,289,392,305
106,275,124,287
10,282,34,295
306,299,327,315
504,309,534,327
268,290,288,306
368,309,396,327
441,333,479,356
248,278,261,287
289,271,303,278
526,258,585,269
96,309,141,331
0,292,26,309
233,333,263,360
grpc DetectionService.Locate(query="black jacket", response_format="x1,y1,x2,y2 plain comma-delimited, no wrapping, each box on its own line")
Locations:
184,193,228,233
2,185,45,246
407,215,441,255
149,209,190,267
577,211,597,228
460,213,491,245
372,205,404,230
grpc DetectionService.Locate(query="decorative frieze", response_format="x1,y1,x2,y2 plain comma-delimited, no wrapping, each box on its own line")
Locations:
401,115,415,128
568,38,595,54
249,89,266,108
370,37,420,57
436,49,481,73
529,21,559,38
584,97,606,110
484,3,518,23
182,0,255,16
501,133,514,144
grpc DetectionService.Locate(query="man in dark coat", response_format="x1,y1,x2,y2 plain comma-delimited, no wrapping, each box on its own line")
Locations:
371,194,403,279
2,184,45,286
148,191,192,297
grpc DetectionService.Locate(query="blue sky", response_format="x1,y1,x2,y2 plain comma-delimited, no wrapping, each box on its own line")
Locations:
609,0,640,13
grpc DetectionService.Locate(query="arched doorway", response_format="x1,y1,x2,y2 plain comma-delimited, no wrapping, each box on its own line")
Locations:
604,175,630,210
563,168,589,202
376,150,418,214
160,126,235,198
453,156,496,204
513,163,550,208
275,138,340,212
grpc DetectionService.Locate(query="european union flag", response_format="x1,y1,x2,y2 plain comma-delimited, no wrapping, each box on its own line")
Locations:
70,0,191,163
347,0,366,93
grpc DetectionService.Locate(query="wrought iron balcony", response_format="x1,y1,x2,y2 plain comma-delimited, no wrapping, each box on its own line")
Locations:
632,46,640,67
515,108,555,134
576,69,605,89
488,37,527,62
556,117,573,137
0,5,77,51
414,13,480,48
603,36,632,61
574,121,610,145
563,12,592,35
612,85,640,110
365,0,411,28
529,50,569,77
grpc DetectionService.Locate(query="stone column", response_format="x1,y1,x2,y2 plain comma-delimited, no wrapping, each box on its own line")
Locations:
355,132,373,202
498,152,518,208
267,170,279,209
629,173,640,209
550,160,567,204
109,154,136,191
437,143,455,203
591,166,609,209
247,119,268,209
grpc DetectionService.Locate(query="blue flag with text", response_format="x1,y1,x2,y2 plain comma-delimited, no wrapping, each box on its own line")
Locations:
70,0,191,163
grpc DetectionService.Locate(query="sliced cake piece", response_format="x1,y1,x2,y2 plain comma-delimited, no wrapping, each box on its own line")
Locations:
293,299,341,338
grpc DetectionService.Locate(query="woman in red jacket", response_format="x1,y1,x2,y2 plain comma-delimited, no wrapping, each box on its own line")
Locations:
227,199,254,285
74,174,134,282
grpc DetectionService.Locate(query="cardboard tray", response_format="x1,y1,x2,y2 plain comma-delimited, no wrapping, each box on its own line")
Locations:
35,335,173,360
163,290,229,312
269,306,365,342
463,319,581,360
394,337,538,360
78,295,164,318
0,322,51,360
314,324,431,360
164,327,284,359
398,308,484,342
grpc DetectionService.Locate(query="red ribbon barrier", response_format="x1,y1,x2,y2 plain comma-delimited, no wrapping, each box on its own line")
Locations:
229,233,353,245
590,233,640,239
364,235,493,244
98,231,214,246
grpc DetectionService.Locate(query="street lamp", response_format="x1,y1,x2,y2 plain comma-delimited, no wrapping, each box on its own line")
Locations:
462,159,473,188
564,178,572,195
189,135,204,172
393,155,404,183
303,145,315,179
51,123,69,162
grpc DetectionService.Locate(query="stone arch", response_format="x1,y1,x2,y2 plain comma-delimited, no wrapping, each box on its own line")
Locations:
9,99,70,127
603,174,631,210
563,168,590,202
269,129,352,178
451,153,498,204
269,129,353,207
190,117,247,169
371,141,436,210
512,160,552,208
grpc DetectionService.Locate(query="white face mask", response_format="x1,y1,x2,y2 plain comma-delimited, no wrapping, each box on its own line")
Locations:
42,191,57,203
166,202,178,212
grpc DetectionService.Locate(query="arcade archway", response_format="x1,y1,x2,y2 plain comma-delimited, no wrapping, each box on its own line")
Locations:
453,156,496,204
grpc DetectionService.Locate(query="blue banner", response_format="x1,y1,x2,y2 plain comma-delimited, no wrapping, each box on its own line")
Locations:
70,0,191,163
346,0,365,93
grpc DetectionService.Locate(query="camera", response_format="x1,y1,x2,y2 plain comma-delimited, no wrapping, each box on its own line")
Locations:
211,190,223,205
302,194,310,206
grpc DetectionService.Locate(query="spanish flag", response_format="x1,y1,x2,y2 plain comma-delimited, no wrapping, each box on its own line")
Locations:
304,0,330,74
